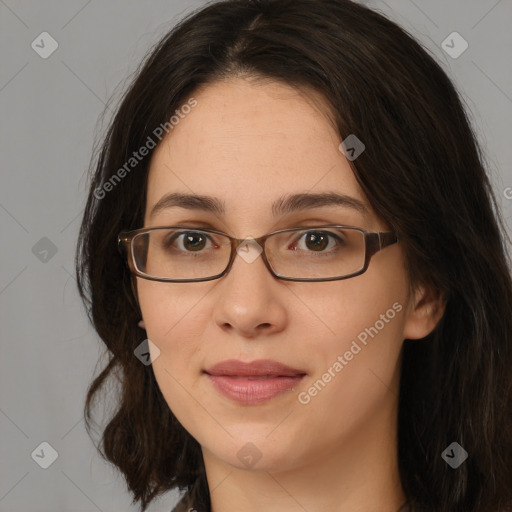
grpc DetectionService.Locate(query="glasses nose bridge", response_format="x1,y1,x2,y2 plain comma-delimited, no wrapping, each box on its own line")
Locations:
231,233,269,249
227,232,274,275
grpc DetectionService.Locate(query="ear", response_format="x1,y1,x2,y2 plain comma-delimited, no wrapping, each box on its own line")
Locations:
403,284,446,340
138,319,146,330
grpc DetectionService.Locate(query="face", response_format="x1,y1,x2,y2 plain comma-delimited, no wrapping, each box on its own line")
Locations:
137,77,415,473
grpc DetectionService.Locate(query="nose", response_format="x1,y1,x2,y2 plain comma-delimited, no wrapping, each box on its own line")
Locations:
212,238,287,336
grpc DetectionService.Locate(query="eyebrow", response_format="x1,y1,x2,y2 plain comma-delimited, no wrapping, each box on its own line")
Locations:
149,191,368,219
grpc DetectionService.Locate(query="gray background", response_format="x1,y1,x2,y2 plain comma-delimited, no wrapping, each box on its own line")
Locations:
0,1,511,511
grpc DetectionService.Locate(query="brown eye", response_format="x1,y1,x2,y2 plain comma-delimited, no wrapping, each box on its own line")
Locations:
303,232,330,252
291,230,342,254
181,232,208,252
164,231,212,253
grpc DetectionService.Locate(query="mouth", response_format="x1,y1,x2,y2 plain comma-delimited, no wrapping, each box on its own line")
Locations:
203,359,307,405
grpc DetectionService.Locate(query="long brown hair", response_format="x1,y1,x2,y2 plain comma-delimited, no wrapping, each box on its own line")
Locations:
75,1,512,511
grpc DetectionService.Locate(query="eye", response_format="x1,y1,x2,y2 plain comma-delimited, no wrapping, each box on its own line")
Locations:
164,230,216,253
290,230,344,253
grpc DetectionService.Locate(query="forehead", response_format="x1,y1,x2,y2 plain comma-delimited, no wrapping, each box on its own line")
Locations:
145,78,375,229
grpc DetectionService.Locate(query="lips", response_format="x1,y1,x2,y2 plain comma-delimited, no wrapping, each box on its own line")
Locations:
205,359,306,378
204,359,306,405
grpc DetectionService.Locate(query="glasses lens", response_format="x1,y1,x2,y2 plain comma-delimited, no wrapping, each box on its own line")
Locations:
266,227,366,279
132,228,231,280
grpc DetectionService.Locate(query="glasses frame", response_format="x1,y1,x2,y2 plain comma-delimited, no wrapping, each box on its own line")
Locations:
117,224,398,283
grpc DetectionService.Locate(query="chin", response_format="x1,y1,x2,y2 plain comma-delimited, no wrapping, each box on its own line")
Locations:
202,433,302,473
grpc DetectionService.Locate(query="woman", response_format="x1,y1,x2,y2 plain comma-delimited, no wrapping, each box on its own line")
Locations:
75,1,512,511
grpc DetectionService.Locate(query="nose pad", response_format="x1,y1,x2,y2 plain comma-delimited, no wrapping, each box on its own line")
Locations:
235,237,264,265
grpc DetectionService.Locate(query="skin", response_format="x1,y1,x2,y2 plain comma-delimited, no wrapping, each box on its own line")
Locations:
137,77,444,512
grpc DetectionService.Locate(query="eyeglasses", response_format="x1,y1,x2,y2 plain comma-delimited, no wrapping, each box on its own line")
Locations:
117,225,398,283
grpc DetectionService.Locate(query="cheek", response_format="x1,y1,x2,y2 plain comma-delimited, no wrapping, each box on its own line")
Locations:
136,277,212,349
300,262,407,354
292,283,407,452
136,279,207,387
306,283,406,377
137,279,210,342
137,280,210,432
296,256,408,391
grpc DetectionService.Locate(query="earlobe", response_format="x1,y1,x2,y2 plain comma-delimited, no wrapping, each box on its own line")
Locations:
138,320,146,329
403,285,446,340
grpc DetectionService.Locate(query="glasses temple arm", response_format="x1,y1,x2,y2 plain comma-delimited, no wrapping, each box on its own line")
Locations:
378,231,398,249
